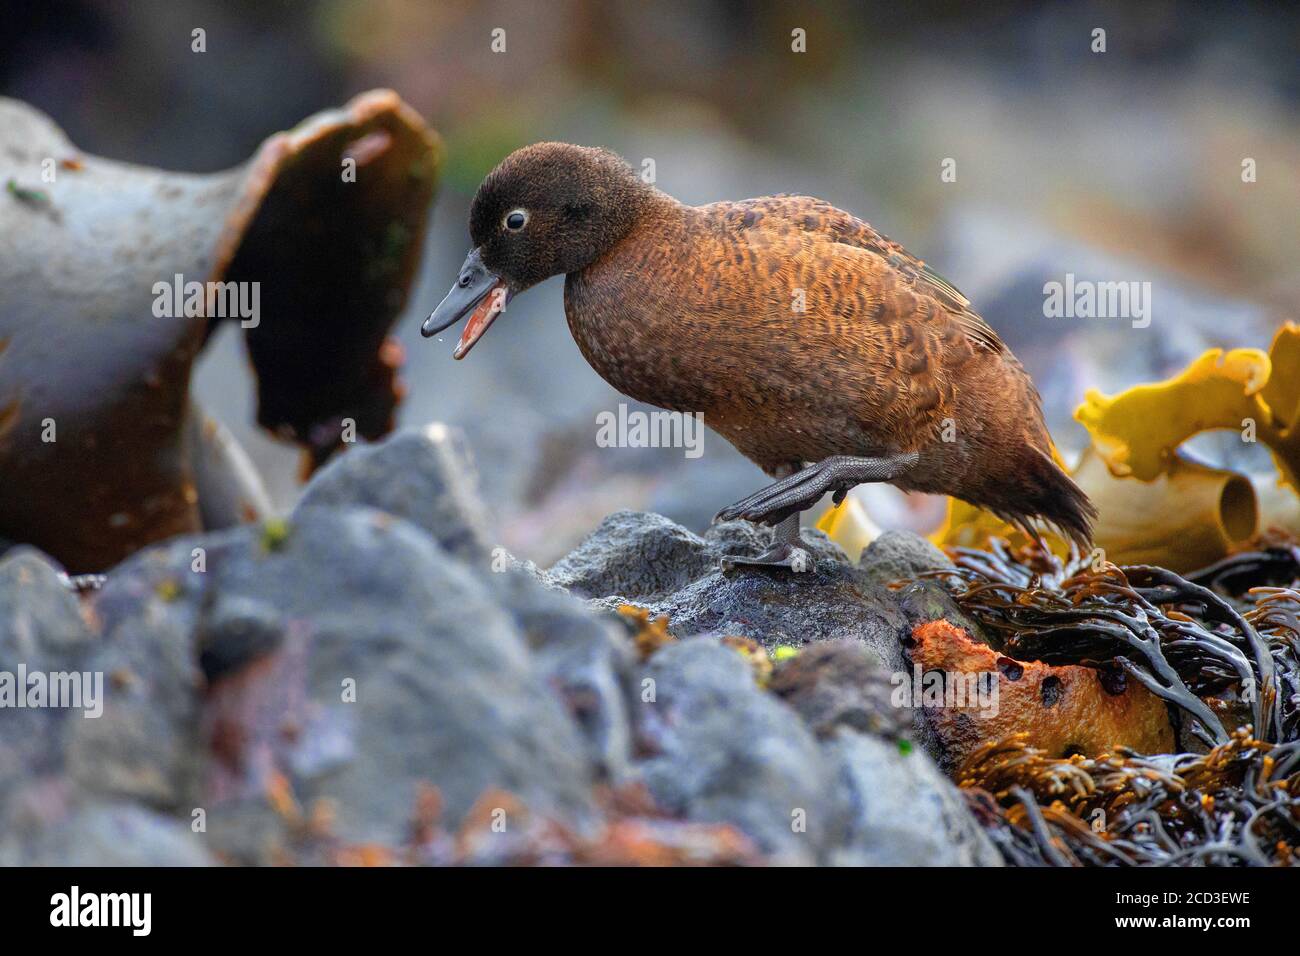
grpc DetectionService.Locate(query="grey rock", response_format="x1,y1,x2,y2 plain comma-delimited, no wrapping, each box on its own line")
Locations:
639,555,907,670
71,507,597,859
543,511,1002,865
631,635,995,866
0,547,98,827
824,731,1001,866
65,561,209,811
0,477,1012,866
486,567,636,782
660,563,904,655
632,638,838,864
859,529,953,584
544,511,852,603
197,592,285,683
0,545,95,656
546,510,721,601
861,530,993,648
546,512,938,779
766,634,946,780
893,579,995,650
769,640,906,740
0,800,215,866
201,797,298,866
705,518,848,566
296,425,493,562
547,511,906,667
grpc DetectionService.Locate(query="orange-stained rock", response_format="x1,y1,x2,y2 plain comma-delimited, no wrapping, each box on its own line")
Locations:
909,619,1174,767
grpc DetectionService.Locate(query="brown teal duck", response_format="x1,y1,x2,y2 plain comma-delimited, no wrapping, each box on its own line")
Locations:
423,143,1094,570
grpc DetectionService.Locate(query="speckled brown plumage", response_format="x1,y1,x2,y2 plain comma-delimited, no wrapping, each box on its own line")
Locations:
442,143,1095,547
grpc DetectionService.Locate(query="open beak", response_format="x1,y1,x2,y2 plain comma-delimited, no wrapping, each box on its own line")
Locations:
420,247,513,359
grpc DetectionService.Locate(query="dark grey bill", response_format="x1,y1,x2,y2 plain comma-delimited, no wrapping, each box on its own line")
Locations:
421,247,502,338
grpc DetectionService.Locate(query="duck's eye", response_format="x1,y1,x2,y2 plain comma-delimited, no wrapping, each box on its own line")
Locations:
504,209,528,231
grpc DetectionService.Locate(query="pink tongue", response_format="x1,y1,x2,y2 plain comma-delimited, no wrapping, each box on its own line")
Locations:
454,281,507,359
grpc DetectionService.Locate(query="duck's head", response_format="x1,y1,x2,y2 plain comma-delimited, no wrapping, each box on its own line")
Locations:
422,142,651,358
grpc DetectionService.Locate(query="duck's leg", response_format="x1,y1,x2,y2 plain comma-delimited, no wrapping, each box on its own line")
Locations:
720,512,813,572
716,452,919,529
720,464,810,572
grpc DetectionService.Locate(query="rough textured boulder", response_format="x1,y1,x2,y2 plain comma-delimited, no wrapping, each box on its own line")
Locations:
0,547,98,829
539,513,982,764
546,510,727,601
485,568,637,783
0,545,96,654
296,424,492,562
629,636,998,865
858,528,953,585
630,638,841,864
824,731,1001,866
545,511,911,669
0,426,1004,866
768,639,902,739
77,507,596,861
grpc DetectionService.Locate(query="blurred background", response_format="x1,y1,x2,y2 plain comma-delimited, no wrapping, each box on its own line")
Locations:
6,0,1298,563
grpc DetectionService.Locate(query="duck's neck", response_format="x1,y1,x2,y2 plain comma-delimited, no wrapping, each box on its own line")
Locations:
559,178,671,276
563,194,706,411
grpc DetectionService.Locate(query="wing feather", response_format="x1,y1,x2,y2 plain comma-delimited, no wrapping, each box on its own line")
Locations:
729,196,1005,354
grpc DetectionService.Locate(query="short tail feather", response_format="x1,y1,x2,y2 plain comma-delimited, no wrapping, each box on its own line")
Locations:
1031,448,1096,549
995,448,1096,551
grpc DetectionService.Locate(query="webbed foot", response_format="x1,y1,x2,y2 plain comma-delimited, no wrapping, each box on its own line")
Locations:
714,453,919,526
719,513,815,574
720,537,815,574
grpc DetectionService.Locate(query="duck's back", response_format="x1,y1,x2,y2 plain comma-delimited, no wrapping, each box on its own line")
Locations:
564,194,1052,492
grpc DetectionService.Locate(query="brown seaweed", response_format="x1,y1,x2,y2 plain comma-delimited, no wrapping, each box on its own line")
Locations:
929,537,1300,866
927,544,1288,748
959,732,1298,866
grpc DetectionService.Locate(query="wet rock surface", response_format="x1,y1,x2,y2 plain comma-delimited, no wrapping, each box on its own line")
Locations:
546,511,911,663
0,428,996,865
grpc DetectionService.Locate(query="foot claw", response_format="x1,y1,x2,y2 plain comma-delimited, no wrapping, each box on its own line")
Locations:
720,542,814,574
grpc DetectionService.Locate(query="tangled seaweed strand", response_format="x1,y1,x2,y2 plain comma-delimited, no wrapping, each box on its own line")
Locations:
959,732,1298,866
932,539,1300,866
1250,588,1300,743
929,544,1290,748
1187,543,1300,595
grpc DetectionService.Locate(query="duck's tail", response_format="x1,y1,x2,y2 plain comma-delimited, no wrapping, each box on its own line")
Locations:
996,446,1096,551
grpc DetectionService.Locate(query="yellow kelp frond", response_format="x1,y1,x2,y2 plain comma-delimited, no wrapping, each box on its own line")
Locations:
1070,449,1257,571
814,496,881,560
1074,346,1272,481
1076,323,1300,496
933,497,1030,552
1259,323,1300,440
934,324,1300,567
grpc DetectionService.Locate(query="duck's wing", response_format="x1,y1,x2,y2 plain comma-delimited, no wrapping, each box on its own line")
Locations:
729,196,1005,354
